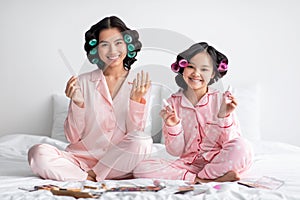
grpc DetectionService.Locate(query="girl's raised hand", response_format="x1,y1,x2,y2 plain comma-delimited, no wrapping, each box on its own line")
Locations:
160,104,180,127
65,76,84,108
218,91,238,118
130,70,151,103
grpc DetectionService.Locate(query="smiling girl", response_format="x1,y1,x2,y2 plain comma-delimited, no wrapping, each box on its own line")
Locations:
134,42,253,183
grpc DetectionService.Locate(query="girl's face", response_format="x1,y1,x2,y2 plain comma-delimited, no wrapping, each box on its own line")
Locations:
183,52,215,91
98,28,127,68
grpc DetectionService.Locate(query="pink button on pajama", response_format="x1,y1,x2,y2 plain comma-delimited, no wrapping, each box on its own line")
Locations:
28,69,153,181
134,88,253,182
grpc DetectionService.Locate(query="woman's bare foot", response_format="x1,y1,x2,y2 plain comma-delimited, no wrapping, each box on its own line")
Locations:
86,170,97,182
194,171,240,184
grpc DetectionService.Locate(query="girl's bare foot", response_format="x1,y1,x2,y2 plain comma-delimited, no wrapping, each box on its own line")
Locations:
194,171,240,184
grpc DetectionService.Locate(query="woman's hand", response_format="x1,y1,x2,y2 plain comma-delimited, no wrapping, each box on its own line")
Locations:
160,106,180,127
130,70,151,103
218,91,238,118
65,76,84,108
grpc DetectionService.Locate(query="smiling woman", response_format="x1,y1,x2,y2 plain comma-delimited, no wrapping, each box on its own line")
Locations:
97,28,127,68
27,16,153,182
84,16,142,71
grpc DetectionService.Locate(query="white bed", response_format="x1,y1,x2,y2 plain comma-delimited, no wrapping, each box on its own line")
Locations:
1,82,300,200
1,134,300,200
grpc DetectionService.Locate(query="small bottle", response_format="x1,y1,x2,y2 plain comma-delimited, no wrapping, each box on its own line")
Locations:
163,99,173,112
225,85,233,104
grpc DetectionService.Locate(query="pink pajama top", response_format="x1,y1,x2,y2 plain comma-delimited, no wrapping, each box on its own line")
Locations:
163,88,241,164
64,69,149,161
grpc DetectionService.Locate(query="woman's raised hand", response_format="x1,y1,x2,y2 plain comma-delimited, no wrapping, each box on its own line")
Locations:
65,76,84,108
130,70,151,103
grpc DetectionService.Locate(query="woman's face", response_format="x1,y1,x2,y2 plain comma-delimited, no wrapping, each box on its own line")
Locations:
98,28,127,68
182,52,215,91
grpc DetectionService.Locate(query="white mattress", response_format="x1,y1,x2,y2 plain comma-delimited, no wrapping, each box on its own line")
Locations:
0,134,300,200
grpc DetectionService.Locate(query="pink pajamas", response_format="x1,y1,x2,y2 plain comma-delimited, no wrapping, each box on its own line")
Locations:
28,69,153,181
134,88,253,181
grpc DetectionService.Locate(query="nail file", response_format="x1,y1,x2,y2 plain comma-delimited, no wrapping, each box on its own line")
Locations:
58,49,77,76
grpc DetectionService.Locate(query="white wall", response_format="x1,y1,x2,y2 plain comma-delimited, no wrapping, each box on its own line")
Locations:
0,0,299,146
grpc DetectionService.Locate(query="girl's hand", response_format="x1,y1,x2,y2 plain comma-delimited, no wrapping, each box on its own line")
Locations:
218,91,238,118
130,70,151,103
65,76,84,108
160,106,180,127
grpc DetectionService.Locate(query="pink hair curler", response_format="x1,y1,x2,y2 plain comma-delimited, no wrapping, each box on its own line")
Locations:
218,60,228,72
178,59,188,68
171,63,180,72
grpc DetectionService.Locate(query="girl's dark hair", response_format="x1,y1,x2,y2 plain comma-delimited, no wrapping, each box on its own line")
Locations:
174,42,228,89
84,16,142,70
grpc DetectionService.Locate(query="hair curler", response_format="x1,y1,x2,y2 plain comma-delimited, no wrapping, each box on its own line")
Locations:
178,59,188,68
218,60,228,72
171,63,180,72
91,58,99,64
127,51,137,58
89,39,97,46
89,48,97,55
123,34,133,43
127,44,135,52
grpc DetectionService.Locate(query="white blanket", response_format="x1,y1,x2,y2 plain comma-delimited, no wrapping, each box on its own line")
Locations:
0,134,300,200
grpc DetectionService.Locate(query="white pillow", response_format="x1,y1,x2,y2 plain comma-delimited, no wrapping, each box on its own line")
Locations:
51,94,69,143
233,83,261,141
146,84,175,143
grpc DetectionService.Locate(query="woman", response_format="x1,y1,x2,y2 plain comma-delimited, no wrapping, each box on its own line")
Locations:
28,16,153,182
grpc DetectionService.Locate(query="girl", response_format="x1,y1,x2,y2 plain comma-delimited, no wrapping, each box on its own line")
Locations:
134,42,253,183
28,16,153,182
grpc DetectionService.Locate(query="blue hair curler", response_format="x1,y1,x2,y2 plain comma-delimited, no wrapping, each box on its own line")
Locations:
127,51,137,58
89,48,97,55
123,34,133,43
89,39,97,46
91,58,99,64
127,44,135,52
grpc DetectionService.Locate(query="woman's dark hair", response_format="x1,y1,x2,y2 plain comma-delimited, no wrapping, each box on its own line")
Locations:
174,42,228,89
84,16,142,70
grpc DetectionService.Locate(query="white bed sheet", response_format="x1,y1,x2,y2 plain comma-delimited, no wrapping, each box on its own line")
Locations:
0,134,300,200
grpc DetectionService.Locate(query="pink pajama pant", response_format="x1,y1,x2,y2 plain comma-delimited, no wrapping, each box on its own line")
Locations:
28,132,152,181
133,138,253,182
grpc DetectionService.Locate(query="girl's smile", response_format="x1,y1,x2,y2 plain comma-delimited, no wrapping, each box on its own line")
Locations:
183,52,214,91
